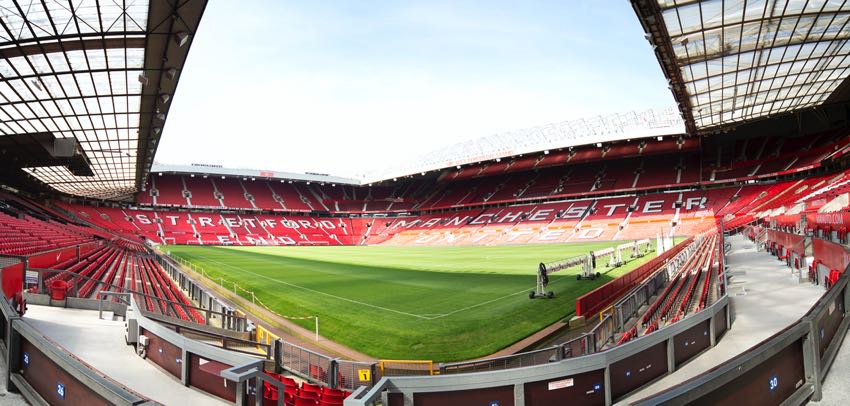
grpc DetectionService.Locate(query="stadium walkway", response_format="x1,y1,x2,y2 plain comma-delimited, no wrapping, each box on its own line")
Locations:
818,310,850,404
23,305,227,405
619,234,825,404
0,348,25,405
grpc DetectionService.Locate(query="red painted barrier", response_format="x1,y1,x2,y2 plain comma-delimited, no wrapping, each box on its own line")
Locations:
813,238,850,273
774,215,800,228
1,262,22,299
26,246,78,269
766,230,805,252
575,237,694,317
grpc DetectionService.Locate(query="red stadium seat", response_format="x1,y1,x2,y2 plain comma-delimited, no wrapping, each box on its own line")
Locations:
294,397,319,406
320,387,345,397
299,390,320,400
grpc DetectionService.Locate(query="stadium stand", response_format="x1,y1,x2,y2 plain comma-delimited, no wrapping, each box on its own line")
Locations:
0,200,97,256
3,1,850,405
184,175,222,208
107,132,850,250
261,374,352,406
51,175,835,248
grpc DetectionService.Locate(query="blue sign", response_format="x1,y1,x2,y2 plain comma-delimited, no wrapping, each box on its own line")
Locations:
769,375,779,391
57,383,65,399
22,352,28,367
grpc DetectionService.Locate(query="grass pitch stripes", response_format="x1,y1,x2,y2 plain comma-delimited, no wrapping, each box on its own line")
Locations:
166,242,656,361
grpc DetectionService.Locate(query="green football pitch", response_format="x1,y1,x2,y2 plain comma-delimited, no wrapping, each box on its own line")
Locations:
166,242,657,361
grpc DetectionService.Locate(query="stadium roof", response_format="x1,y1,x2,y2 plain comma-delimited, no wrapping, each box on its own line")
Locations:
362,108,685,183
633,0,850,134
0,0,207,199
150,163,360,186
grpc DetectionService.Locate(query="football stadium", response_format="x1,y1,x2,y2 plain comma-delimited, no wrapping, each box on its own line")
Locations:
0,1,850,405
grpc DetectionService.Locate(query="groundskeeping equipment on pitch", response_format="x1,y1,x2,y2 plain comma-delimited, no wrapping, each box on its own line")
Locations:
529,240,655,299
530,254,595,299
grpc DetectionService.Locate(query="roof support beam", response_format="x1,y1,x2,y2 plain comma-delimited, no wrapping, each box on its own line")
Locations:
0,36,146,58
632,0,698,135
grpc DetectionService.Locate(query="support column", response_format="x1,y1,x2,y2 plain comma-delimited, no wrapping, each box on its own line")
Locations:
802,319,822,401
513,382,525,406
274,339,283,374
726,298,734,329
666,337,675,373
181,349,190,386
21,258,33,294
254,378,263,406
845,283,850,322
709,313,717,347
5,317,20,392
236,380,245,406
329,359,339,389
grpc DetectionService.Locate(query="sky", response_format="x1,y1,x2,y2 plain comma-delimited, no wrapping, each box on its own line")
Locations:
155,0,677,179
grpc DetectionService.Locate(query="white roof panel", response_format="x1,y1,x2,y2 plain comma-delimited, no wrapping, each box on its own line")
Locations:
647,0,850,130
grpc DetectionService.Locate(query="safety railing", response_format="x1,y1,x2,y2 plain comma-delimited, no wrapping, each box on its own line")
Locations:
613,269,668,331
575,236,695,317
588,313,616,352
561,332,592,358
280,339,335,386
337,359,378,391
439,345,563,375
138,307,271,358
128,295,267,404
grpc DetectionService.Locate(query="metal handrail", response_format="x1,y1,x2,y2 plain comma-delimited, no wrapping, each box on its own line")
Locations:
137,306,272,358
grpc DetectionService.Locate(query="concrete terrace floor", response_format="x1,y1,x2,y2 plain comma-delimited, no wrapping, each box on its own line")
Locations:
0,347,25,405
621,234,830,404
817,291,850,404
22,305,228,406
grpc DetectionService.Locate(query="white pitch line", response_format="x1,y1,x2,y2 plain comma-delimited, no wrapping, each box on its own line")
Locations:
199,256,432,320
197,254,572,321
426,275,574,320
425,289,531,320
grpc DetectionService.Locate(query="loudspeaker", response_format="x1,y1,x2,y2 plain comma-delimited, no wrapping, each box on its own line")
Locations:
53,138,77,157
